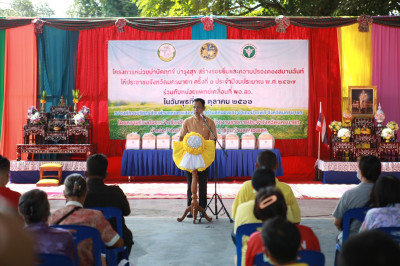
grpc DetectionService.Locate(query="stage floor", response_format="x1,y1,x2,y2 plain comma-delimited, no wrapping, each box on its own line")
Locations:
7,182,355,200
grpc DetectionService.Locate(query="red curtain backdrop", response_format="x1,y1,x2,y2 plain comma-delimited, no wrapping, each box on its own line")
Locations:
227,25,342,158
76,26,191,156
0,24,37,160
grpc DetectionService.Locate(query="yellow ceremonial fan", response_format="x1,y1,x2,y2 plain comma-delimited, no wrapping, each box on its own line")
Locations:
173,132,215,172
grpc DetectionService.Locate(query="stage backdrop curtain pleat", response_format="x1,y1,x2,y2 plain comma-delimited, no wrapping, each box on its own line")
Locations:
337,24,372,117
372,24,400,131
76,26,191,156
0,24,37,160
191,22,227,39
226,25,341,158
0,29,5,142
38,26,79,109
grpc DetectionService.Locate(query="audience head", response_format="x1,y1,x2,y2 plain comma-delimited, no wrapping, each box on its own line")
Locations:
373,175,400,207
256,150,278,171
254,186,287,221
0,198,35,266
64,174,87,198
339,230,400,266
0,155,10,186
18,189,50,224
251,168,276,191
262,216,300,265
86,153,108,179
358,155,381,183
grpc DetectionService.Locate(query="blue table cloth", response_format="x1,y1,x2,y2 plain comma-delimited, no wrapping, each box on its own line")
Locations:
121,149,283,179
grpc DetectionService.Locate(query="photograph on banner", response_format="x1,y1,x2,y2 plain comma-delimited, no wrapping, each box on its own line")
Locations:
108,40,309,140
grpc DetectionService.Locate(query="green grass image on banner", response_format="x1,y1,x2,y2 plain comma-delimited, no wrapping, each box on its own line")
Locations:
108,102,308,140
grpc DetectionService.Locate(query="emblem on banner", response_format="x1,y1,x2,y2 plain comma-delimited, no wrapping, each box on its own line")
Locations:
241,44,257,59
158,43,176,62
200,42,218,60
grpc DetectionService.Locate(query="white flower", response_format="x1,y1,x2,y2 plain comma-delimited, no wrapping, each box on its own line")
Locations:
337,128,351,138
186,135,202,149
73,113,85,125
381,128,394,138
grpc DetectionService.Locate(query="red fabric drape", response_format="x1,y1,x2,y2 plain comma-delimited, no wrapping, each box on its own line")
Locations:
227,25,341,158
76,26,191,156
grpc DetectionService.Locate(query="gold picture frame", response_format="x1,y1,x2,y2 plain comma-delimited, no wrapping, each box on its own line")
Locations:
349,86,377,117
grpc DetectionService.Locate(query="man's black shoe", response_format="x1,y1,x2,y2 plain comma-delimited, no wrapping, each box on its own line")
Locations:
187,212,193,218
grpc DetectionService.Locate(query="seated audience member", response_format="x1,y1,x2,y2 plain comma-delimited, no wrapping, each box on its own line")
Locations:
0,196,35,266
232,150,301,223
332,155,381,244
49,174,123,266
339,230,400,266
360,175,400,231
233,168,275,266
246,187,320,266
261,216,306,266
84,154,134,255
0,155,21,212
234,168,276,234
18,189,75,261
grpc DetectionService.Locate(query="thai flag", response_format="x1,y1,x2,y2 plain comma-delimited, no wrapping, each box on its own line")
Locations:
316,106,329,146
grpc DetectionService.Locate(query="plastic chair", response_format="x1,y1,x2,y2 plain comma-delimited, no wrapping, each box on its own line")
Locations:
375,226,400,244
90,207,129,265
342,207,370,243
298,250,325,266
334,207,370,266
253,250,325,266
37,253,73,266
52,224,102,266
254,252,272,266
235,223,262,266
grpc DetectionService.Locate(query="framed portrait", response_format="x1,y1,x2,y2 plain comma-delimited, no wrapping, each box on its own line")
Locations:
349,86,377,117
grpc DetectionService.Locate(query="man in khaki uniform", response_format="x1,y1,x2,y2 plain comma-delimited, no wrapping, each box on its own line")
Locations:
179,98,217,217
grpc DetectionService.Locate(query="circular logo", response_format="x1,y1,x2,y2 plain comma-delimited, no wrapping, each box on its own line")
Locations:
200,42,218,60
158,43,176,62
242,44,257,59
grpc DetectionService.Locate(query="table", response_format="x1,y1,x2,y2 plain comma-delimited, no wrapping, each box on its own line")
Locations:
121,149,283,179
16,144,97,161
318,160,400,184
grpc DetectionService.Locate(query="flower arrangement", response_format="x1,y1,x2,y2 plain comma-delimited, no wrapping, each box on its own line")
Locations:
27,106,37,118
29,112,42,124
40,90,46,104
73,112,86,126
386,121,399,131
329,121,342,132
183,132,205,155
173,131,215,173
79,106,90,117
381,128,394,139
72,89,82,104
337,128,351,138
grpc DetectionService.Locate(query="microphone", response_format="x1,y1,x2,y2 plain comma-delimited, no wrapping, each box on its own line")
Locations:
200,113,206,121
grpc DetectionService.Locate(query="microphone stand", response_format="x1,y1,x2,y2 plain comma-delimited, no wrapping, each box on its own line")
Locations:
200,114,233,223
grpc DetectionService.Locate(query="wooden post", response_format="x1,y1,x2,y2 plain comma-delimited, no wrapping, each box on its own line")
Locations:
177,169,212,223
